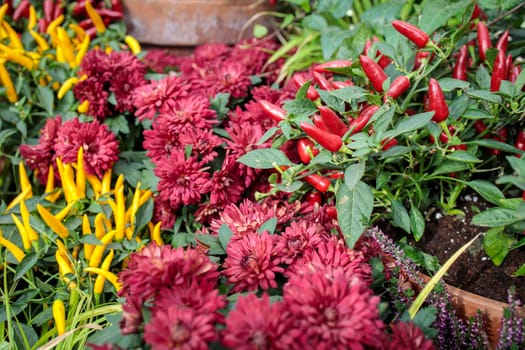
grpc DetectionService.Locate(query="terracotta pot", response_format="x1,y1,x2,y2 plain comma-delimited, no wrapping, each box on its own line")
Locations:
419,274,525,349
122,0,273,46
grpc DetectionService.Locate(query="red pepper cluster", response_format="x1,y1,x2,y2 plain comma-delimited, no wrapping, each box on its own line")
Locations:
73,0,124,38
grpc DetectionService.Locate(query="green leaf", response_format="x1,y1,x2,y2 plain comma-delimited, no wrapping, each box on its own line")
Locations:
483,227,515,266
194,234,225,255
383,112,433,140
431,160,469,176
218,224,233,250
401,307,438,339
36,86,54,115
463,108,493,120
438,78,470,91
391,199,411,234
344,161,366,191
467,180,505,205
258,217,278,234
253,24,268,38
317,0,353,19
87,313,142,348
105,115,130,135
512,262,525,277
318,89,345,113
135,198,153,234
237,149,293,169
468,139,520,154
13,323,38,350
379,145,411,159
514,67,525,92
420,0,470,34
472,208,524,227
445,150,481,163
283,98,317,119
210,93,230,120
336,181,374,248
330,86,367,101
14,253,38,281
467,89,502,104
320,28,353,58
410,205,426,241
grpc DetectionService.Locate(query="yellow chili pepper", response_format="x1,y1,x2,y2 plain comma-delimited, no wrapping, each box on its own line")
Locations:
126,182,141,228
55,250,77,289
75,35,90,66
46,14,64,36
85,1,106,33
77,99,89,114
85,267,121,292
11,214,31,250
5,187,31,213
2,22,23,50
0,227,25,263
68,24,86,42
20,200,38,242
4,50,34,70
56,46,66,63
0,61,17,103
62,163,79,204
56,27,77,67
72,245,80,260
57,77,78,100
27,5,37,30
76,147,86,199
138,190,153,208
52,300,66,336
82,214,94,260
17,162,32,199
37,204,69,239
115,187,126,241
114,174,124,195
0,4,8,23
101,169,112,196
124,35,141,55
86,172,101,198
151,221,163,245
54,201,76,221
94,213,106,239
88,230,116,269
93,249,115,300
30,29,50,53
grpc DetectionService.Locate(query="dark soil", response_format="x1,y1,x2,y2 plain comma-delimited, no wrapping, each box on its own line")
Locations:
380,194,525,304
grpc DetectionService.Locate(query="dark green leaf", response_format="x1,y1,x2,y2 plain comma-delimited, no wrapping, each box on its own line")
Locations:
87,312,142,347
410,205,426,241
13,323,38,350
431,160,469,175
391,199,411,234
210,93,230,120
336,181,374,248
105,115,130,135
467,180,505,205
438,78,470,91
463,108,493,120
401,306,438,339
330,86,367,101
36,86,54,115
472,208,524,227
468,139,519,154
237,149,293,169
275,180,303,193
14,253,38,281
257,127,279,146
135,198,153,234
218,224,233,250
283,98,317,119
195,235,225,255
483,227,515,266
420,0,470,34
514,68,525,92
321,28,353,58
467,89,502,104
384,112,433,140
258,217,278,234
445,150,481,163
344,161,366,190
379,145,411,159
318,89,345,113
317,0,353,19
372,105,395,134
295,79,312,99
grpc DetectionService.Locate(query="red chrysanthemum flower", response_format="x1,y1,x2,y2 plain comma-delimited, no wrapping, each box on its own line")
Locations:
133,75,190,121
155,149,212,208
143,49,185,73
143,117,183,162
208,154,245,206
143,306,218,350
118,243,219,301
20,116,62,185
159,95,218,131
53,117,119,178
109,51,148,113
222,231,284,293
204,61,252,99
120,293,144,335
388,321,436,350
178,128,223,164
275,221,329,265
193,43,231,69
73,77,111,119
221,293,291,350
282,265,386,350
286,237,372,285
152,195,179,229
230,37,279,76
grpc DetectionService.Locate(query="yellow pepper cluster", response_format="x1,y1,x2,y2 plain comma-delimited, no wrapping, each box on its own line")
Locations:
0,148,163,302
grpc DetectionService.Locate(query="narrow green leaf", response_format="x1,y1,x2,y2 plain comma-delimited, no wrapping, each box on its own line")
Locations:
194,235,225,255
483,227,515,266
36,86,54,115
14,253,38,281
472,208,523,227
431,160,469,176
218,224,233,250
467,89,502,104
410,205,426,241
336,181,374,248
445,150,481,163
283,98,317,118
384,112,433,140
344,161,366,190
468,139,520,154
258,217,277,234
467,180,505,205
391,199,411,234
237,149,293,169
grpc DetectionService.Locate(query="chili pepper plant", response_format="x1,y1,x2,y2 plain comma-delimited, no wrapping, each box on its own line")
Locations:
240,0,525,272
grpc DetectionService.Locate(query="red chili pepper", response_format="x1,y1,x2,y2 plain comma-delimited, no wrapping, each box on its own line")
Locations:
381,138,398,151
38,18,49,33
470,3,487,21
350,105,379,134
490,50,507,92
79,18,95,29
313,71,333,91
474,120,487,134
297,138,319,164
303,174,331,193
53,0,63,19
305,191,323,206
359,55,387,92
413,50,432,70
451,144,468,151
477,21,492,62
314,60,352,74
517,130,525,146
326,206,338,220
292,74,319,101
332,80,354,89
363,37,391,68
96,8,124,20
427,78,449,123
73,0,87,16
509,64,522,84
13,0,31,21
452,45,469,81
111,0,123,13
300,122,343,152
318,106,348,137
385,75,410,100
313,114,329,132
326,171,344,179
392,20,430,48
522,190,525,201
43,0,55,23
496,30,509,54
259,100,286,122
